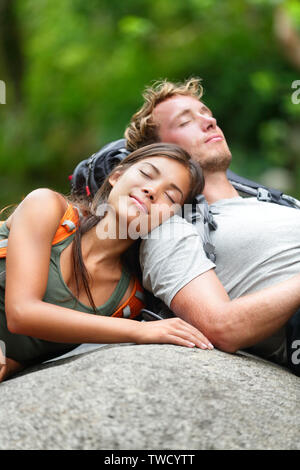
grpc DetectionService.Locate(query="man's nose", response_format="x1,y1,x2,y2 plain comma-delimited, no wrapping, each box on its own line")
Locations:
197,113,217,131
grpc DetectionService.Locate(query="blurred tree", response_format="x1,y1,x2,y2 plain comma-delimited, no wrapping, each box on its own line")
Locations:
0,0,299,207
274,3,300,70
0,0,24,104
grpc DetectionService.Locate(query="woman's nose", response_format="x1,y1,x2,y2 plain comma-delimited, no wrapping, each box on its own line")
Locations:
142,187,155,201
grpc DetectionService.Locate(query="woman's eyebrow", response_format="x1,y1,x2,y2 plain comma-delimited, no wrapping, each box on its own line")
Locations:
142,162,160,174
143,162,184,200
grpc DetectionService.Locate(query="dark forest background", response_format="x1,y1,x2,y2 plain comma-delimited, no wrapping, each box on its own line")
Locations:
0,0,300,207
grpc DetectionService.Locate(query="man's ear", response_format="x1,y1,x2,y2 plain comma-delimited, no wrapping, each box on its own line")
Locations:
108,169,124,187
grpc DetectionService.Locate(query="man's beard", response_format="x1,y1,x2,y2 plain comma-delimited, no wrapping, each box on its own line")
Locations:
197,150,232,173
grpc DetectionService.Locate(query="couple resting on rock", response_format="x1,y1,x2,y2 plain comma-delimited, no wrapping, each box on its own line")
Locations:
1,77,300,382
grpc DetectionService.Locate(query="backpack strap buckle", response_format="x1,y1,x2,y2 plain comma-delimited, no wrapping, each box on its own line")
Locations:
257,187,272,203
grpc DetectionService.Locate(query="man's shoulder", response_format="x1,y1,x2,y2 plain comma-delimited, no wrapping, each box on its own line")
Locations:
142,215,199,242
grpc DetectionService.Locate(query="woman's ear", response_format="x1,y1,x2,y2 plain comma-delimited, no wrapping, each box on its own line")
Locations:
108,169,124,187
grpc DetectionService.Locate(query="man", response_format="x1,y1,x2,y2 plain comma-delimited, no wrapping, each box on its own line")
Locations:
124,77,300,372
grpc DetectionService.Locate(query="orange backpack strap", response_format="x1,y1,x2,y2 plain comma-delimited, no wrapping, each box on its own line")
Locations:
0,238,8,258
112,277,146,320
52,204,79,245
0,204,80,259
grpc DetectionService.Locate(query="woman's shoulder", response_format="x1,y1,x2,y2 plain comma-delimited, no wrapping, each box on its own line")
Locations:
6,189,68,230
23,188,67,209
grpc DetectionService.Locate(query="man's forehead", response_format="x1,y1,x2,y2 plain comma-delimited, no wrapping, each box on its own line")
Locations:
153,95,208,125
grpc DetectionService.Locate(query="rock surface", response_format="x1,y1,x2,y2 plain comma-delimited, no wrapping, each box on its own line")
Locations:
0,344,299,450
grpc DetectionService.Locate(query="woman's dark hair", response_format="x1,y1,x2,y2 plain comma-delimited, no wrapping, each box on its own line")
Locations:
69,142,204,312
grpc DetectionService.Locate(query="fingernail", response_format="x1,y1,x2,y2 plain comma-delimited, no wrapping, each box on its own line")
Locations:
188,342,196,347
201,343,208,349
208,342,214,350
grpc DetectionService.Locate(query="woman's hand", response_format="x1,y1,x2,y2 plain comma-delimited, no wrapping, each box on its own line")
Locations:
136,317,214,350
0,358,24,382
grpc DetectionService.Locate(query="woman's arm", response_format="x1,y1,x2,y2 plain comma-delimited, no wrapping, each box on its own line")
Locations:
5,187,68,332
5,189,211,350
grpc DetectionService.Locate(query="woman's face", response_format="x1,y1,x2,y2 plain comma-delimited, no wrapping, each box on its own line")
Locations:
106,156,191,237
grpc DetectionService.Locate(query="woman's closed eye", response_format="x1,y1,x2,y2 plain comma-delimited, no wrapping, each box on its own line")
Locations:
140,172,175,203
165,191,178,204
166,194,175,203
139,169,152,178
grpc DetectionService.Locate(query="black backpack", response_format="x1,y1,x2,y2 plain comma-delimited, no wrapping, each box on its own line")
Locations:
69,139,130,198
69,138,300,376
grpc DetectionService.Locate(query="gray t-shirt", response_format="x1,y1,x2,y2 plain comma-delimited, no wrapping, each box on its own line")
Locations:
209,197,300,299
141,215,215,308
140,196,300,365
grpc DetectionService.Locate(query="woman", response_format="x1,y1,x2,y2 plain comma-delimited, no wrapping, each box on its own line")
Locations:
0,143,212,382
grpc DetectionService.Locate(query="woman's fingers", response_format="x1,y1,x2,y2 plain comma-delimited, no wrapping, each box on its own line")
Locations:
139,317,214,350
166,323,213,350
163,334,197,349
172,318,214,349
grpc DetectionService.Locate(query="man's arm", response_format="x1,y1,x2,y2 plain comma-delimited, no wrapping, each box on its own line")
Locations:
140,216,300,354
170,268,300,353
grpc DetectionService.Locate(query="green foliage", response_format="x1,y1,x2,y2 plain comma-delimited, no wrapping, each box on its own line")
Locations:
0,0,299,207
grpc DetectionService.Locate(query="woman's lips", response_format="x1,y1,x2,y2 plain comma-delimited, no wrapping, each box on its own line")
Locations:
129,195,148,214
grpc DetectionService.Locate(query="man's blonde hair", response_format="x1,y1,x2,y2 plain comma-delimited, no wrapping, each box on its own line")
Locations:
125,77,203,151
